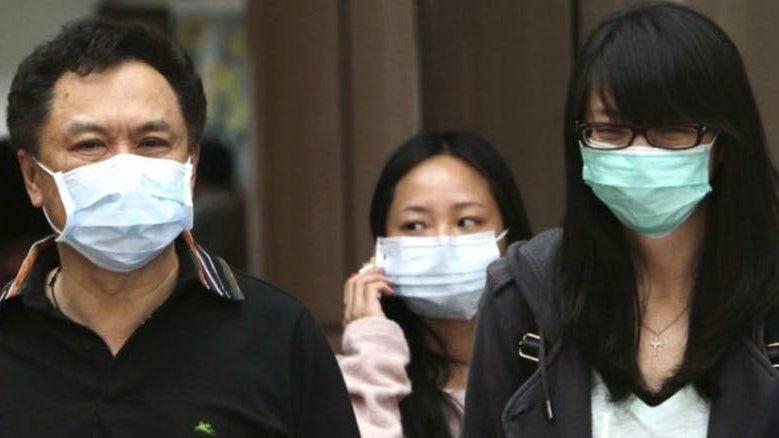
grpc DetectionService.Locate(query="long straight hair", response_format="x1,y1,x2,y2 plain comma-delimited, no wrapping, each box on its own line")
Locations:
370,131,532,437
559,1,779,400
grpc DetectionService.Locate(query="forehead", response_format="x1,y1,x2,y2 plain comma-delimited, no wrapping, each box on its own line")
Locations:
390,155,495,209
44,61,184,134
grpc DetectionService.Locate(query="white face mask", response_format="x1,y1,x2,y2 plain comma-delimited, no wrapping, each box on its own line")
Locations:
374,230,506,320
36,153,194,272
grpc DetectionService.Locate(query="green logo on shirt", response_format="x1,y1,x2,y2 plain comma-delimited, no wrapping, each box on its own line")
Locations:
194,421,216,436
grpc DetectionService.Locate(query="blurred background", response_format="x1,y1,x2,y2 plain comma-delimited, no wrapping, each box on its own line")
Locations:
2,0,778,344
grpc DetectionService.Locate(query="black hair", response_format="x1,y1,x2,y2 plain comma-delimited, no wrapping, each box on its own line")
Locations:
559,1,779,400
197,139,234,188
0,137,51,285
369,130,532,437
6,15,206,156
0,138,50,243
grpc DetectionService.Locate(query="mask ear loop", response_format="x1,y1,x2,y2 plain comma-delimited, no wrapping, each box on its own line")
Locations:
41,207,64,235
495,229,509,242
32,158,72,236
373,239,386,268
181,157,196,232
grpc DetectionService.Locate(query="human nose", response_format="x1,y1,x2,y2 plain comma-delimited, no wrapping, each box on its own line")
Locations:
434,223,457,236
629,131,650,146
114,143,136,155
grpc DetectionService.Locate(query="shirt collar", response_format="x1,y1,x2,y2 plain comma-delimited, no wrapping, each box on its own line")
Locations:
0,231,244,303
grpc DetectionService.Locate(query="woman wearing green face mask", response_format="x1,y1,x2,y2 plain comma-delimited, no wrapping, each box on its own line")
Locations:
464,2,779,437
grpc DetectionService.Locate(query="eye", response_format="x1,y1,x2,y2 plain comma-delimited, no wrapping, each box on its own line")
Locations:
74,139,105,150
457,217,479,228
139,137,170,148
400,221,425,232
591,125,630,142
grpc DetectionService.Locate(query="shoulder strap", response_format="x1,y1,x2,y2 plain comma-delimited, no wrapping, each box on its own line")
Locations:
504,228,563,362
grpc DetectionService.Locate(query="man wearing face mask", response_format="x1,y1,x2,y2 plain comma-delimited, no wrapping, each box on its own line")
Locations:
1,16,359,438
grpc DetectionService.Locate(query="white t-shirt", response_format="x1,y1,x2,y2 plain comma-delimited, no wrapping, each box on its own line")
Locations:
591,372,710,438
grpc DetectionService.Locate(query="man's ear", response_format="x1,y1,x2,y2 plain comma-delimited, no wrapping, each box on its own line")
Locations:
16,150,44,207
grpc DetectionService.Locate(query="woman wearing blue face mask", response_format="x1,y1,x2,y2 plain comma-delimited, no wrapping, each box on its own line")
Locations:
463,2,779,438
337,131,532,438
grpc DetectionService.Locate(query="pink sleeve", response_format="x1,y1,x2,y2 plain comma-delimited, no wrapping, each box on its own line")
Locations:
337,317,412,438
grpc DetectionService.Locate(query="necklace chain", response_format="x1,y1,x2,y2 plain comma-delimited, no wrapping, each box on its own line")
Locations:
641,304,689,359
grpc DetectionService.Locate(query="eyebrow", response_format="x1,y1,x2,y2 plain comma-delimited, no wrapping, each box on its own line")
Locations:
65,121,109,136
64,119,173,136
399,201,486,213
400,205,430,214
136,119,172,134
453,201,487,209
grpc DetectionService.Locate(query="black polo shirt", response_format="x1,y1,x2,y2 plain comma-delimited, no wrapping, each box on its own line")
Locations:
0,233,359,437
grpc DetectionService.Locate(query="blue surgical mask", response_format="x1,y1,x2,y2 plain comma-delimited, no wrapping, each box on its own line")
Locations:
374,230,506,319
581,140,714,238
36,153,194,272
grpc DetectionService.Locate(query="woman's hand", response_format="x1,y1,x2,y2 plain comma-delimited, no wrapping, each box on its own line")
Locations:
343,267,394,326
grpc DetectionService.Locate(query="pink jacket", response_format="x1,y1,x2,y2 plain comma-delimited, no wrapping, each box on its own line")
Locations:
337,317,464,438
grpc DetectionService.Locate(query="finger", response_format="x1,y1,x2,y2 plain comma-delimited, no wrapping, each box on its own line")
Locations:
343,276,356,322
361,282,387,318
351,275,371,319
362,266,388,277
354,271,393,286
352,273,393,297
352,280,391,318
344,271,394,323
345,272,371,323
343,272,358,305
379,283,394,296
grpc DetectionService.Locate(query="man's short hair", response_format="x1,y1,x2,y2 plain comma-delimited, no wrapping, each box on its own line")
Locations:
6,16,206,156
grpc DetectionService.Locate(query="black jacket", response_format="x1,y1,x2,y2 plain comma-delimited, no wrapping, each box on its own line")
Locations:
462,228,779,437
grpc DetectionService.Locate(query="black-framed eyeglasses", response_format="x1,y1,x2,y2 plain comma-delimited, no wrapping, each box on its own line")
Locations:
576,122,710,150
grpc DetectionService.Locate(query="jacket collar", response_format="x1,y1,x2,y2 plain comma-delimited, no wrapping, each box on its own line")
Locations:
0,231,243,303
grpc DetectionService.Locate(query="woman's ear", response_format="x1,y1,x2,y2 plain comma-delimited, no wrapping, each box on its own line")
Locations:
715,139,725,165
708,137,725,179
16,150,44,207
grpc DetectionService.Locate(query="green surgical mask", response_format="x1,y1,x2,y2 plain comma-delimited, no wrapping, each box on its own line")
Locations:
581,140,714,238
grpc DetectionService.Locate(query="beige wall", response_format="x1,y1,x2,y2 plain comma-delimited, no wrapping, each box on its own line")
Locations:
418,1,572,233
247,1,420,343
345,0,422,270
